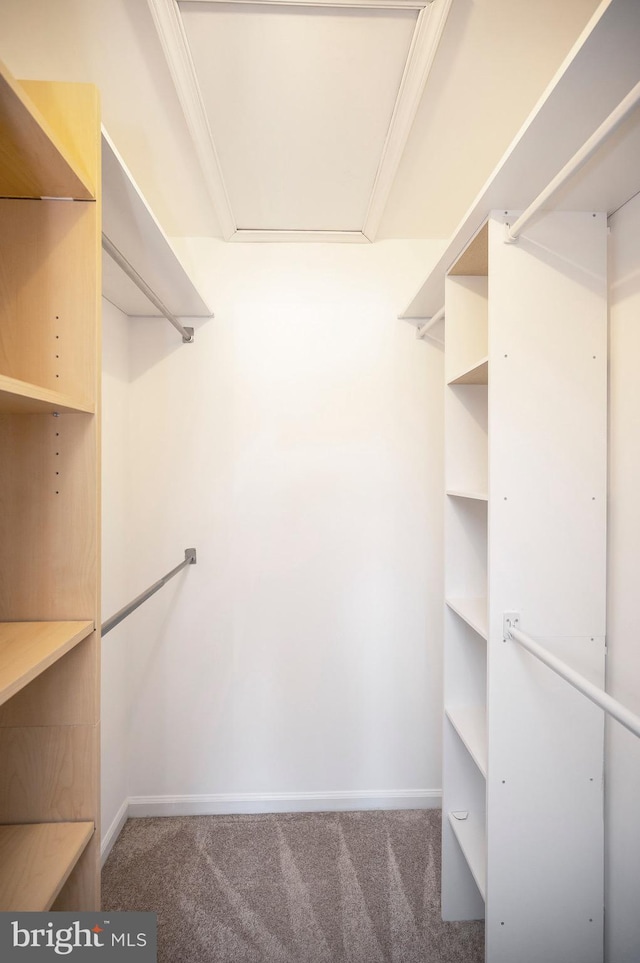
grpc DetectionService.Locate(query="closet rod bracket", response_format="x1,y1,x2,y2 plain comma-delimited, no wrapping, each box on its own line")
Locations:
182,327,194,344
503,612,520,642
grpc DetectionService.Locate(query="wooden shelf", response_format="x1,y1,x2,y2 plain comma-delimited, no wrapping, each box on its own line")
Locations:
446,706,487,776
448,357,489,386
0,62,101,913
446,597,487,639
0,62,94,200
446,489,488,502
0,621,94,708
0,822,94,910
448,810,486,900
0,374,93,415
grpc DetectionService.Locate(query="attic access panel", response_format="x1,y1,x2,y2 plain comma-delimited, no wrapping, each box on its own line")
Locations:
149,0,452,241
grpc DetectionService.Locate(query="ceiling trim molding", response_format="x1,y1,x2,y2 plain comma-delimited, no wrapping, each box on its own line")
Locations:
150,0,451,241
362,0,453,241
147,0,237,239
231,230,370,243
180,0,432,7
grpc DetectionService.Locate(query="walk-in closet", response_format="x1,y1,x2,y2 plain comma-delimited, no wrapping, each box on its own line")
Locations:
1,1,639,960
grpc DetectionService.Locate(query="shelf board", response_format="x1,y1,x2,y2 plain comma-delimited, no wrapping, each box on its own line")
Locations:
446,705,487,777
0,62,93,200
446,489,488,502
448,810,486,900
399,1,640,321
449,223,488,278
102,128,212,320
0,621,94,708
445,597,487,639
0,822,94,910
448,357,489,386
0,374,93,414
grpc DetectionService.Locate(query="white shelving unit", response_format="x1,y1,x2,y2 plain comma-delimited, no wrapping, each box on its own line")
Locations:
401,9,640,953
445,706,487,777
447,810,487,900
440,211,608,963
442,224,490,928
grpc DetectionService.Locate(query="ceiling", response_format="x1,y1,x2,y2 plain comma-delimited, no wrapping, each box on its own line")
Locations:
0,0,602,241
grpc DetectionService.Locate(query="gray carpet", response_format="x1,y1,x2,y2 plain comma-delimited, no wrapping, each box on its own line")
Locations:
102,809,484,963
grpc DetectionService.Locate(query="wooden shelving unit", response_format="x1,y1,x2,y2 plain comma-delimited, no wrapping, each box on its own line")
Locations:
0,822,94,911
0,622,94,707
0,375,93,415
0,60,101,911
0,68,93,199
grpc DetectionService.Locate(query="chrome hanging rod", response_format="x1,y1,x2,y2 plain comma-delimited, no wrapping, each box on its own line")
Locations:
504,613,640,740
506,79,640,243
102,233,195,343
416,305,445,341
102,548,197,637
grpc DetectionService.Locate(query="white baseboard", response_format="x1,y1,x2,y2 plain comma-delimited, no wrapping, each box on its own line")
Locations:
100,791,442,857
127,789,442,818
101,797,130,866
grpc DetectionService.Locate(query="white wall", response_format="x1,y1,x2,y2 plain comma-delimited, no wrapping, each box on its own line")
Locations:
119,239,446,812
101,299,132,853
605,192,640,962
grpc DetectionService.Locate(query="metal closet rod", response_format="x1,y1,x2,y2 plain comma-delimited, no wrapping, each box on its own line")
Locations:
102,548,197,637
507,78,640,242
102,233,195,343
504,614,640,740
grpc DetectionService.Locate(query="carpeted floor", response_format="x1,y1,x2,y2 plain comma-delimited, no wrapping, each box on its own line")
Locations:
102,809,484,963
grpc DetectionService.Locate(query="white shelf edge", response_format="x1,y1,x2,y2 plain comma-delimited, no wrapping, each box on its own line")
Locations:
447,356,489,386
445,597,488,640
101,127,212,321
447,810,487,900
398,0,640,320
445,705,488,777
446,489,488,502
